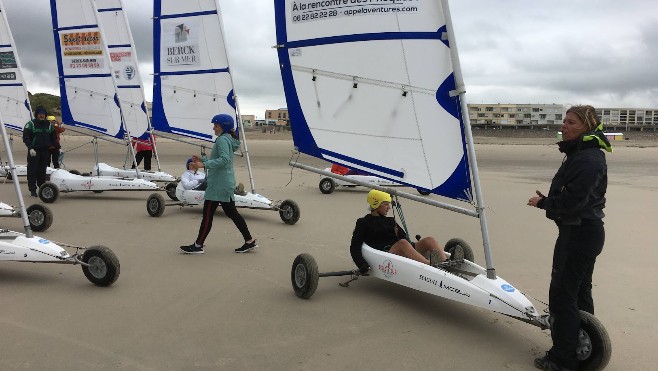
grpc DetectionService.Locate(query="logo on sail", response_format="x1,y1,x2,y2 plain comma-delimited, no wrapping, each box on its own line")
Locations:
124,66,136,80
0,51,17,69
162,21,200,67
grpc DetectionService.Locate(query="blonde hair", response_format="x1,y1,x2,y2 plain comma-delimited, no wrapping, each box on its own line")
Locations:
566,105,600,132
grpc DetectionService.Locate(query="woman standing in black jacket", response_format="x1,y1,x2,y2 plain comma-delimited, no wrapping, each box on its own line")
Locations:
528,105,612,371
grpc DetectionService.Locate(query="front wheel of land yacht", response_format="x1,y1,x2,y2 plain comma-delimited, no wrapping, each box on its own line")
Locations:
444,238,475,262
26,204,53,232
38,182,59,203
576,310,611,371
146,193,165,217
278,199,300,225
165,182,178,201
319,178,336,194
81,246,120,286
291,254,319,299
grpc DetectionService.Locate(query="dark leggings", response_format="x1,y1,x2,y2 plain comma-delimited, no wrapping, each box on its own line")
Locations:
195,199,252,245
548,221,604,368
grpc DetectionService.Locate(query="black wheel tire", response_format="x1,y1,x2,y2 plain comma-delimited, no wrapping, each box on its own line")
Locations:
279,199,300,225
319,178,335,194
291,253,319,299
146,193,165,217
92,190,104,193
26,203,54,232
417,188,431,196
38,182,59,203
165,182,179,201
81,245,120,286
576,310,611,371
444,238,475,262
69,169,81,175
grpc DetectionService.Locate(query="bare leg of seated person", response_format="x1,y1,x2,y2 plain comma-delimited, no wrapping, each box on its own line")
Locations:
415,237,448,262
388,237,447,266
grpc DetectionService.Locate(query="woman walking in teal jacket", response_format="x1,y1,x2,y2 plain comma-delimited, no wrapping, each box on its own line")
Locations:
180,114,257,254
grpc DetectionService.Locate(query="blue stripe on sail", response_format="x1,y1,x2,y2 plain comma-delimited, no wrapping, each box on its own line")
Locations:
117,85,141,89
285,31,442,49
108,44,131,48
158,68,229,76
0,44,11,48
98,8,122,12
0,83,23,87
5,124,23,131
151,0,168,134
57,24,97,31
158,10,217,20
171,127,213,141
71,120,109,134
49,0,74,124
62,73,112,79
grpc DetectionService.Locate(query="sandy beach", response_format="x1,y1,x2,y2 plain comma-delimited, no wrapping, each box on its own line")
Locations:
1,132,656,370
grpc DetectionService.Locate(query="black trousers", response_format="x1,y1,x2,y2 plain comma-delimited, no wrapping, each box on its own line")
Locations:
49,148,61,169
195,200,252,246
26,149,51,192
132,150,152,171
548,221,604,368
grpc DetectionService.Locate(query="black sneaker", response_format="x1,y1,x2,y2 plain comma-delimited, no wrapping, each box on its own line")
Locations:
534,353,571,371
235,240,258,253
180,244,204,254
30,190,38,197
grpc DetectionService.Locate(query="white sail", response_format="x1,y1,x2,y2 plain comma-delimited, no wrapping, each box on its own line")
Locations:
274,0,472,201
94,0,150,139
0,0,32,132
152,0,236,141
50,0,145,140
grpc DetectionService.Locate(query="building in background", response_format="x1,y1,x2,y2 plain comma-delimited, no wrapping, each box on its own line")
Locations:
265,108,289,129
596,108,658,131
240,115,255,128
468,103,564,128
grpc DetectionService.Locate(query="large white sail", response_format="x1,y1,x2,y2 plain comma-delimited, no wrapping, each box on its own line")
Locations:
152,0,236,141
274,0,472,201
49,0,145,140
0,0,32,132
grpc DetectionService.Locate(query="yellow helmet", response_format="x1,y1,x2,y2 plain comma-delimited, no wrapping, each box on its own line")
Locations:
367,189,391,209
46,115,56,121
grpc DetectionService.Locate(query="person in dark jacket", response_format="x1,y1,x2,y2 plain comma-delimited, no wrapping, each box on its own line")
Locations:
350,189,458,274
527,105,612,371
23,106,58,197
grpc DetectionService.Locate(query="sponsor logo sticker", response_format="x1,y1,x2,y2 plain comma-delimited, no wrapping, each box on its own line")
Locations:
501,284,515,293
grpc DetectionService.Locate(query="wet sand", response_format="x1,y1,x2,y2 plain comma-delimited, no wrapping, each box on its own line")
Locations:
1,133,656,370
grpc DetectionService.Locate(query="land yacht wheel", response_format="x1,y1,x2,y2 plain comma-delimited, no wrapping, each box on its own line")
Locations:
81,246,120,286
291,254,319,299
26,204,53,232
165,182,179,201
278,199,300,225
146,193,165,217
444,238,475,262
576,310,611,371
319,178,335,194
38,182,59,203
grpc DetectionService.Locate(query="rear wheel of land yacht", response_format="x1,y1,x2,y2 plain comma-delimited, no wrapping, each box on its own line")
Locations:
81,245,120,286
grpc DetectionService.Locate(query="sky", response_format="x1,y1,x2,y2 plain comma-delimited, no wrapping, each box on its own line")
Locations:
4,0,657,119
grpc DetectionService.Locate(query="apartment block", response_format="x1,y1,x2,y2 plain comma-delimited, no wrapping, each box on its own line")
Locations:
468,103,564,127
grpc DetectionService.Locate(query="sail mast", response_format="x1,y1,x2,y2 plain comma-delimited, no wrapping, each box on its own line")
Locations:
440,0,496,279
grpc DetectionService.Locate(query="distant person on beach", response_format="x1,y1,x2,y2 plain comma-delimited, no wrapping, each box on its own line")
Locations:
23,106,58,197
47,115,65,169
349,189,460,274
527,105,612,371
180,114,257,254
181,158,207,191
131,134,154,171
